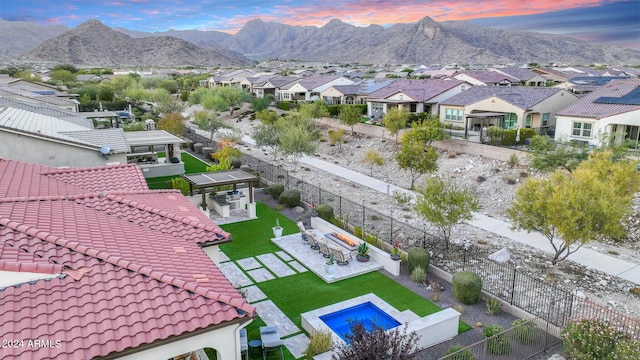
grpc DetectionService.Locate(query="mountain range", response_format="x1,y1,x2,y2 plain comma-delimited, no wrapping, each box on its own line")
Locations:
5,17,640,67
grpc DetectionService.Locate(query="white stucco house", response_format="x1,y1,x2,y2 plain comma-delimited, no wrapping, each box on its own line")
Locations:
554,79,640,148
278,76,355,101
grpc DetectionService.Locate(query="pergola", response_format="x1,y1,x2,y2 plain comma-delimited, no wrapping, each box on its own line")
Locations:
464,112,505,142
183,170,258,211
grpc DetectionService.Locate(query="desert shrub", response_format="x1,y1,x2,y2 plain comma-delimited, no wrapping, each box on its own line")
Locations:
410,266,427,284
303,331,332,359
452,271,482,304
486,126,504,145
353,226,363,239
277,101,290,111
316,204,334,222
483,324,510,355
443,344,475,360
507,153,519,168
407,247,431,274
392,189,412,205
511,319,537,344
486,298,502,315
169,177,190,196
613,339,640,358
278,189,301,207
561,319,624,360
267,183,285,199
501,128,536,145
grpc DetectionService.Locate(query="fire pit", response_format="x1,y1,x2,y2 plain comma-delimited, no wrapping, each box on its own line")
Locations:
324,232,358,251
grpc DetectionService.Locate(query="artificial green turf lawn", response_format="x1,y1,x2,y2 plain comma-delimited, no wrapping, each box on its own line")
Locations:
219,203,299,259
220,203,472,337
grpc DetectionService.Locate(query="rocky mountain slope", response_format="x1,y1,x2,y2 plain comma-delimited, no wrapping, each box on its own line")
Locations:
115,28,233,49
16,20,252,67
0,20,68,59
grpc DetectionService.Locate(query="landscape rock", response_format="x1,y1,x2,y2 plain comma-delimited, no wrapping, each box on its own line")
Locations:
488,248,511,263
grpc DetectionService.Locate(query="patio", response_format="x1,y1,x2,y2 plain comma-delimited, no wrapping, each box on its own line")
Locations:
216,203,466,359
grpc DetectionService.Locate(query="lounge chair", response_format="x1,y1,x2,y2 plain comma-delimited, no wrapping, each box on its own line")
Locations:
330,245,353,265
306,231,320,250
317,239,331,258
239,328,248,360
260,326,284,360
297,221,309,244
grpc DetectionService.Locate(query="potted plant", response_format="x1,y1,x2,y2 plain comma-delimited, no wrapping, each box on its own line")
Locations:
356,242,370,262
390,240,401,261
324,253,336,279
273,218,283,239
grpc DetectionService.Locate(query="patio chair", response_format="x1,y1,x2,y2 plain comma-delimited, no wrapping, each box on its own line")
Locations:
260,326,284,360
317,239,331,258
306,231,320,250
239,328,248,360
297,221,311,244
330,245,353,265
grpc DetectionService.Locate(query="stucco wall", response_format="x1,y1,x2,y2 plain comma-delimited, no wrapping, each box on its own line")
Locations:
0,131,127,168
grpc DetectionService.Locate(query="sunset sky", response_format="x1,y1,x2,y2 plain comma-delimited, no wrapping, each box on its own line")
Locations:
2,0,639,50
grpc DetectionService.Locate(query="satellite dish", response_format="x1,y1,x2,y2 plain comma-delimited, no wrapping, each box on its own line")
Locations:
100,146,111,159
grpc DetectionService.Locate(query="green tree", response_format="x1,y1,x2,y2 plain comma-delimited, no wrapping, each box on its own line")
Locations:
507,151,640,264
256,109,279,125
50,69,76,83
414,177,480,249
338,105,362,135
402,118,447,146
395,138,438,189
382,108,408,143
299,101,329,119
278,117,317,169
216,87,244,115
253,122,281,160
97,84,115,102
157,113,185,136
362,149,385,176
327,128,346,149
52,63,78,73
194,110,227,146
250,96,271,112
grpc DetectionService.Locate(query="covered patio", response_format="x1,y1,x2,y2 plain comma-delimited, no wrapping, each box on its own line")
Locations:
464,112,505,142
184,170,258,219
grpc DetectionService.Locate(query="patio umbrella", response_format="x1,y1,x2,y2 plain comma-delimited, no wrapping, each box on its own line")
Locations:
515,126,521,143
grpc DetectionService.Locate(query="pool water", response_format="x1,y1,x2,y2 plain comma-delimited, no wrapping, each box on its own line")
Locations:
319,302,401,343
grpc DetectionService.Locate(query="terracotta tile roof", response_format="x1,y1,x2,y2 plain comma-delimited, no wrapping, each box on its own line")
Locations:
0,158,253,359
41,163,148,193
556,79,640,119
368,79,465,102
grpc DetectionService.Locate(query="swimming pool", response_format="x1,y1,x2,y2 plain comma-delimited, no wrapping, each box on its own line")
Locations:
319,301,401,343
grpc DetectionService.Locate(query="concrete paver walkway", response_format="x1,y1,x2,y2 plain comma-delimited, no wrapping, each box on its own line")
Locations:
298,155,640,285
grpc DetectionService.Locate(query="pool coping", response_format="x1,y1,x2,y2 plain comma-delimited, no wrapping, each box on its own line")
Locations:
300,293,417,345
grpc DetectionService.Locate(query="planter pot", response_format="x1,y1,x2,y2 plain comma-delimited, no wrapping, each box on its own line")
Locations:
356,254,370,262
324,263,336,279
272,227,283,239
390,254,401,261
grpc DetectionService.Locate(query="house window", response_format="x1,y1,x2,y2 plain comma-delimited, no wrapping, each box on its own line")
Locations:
372,102,383,112
410,103,417,112
502,113,517,129
525,114,532,128
445,108,463,122
542,113,550,127
572,122,593,137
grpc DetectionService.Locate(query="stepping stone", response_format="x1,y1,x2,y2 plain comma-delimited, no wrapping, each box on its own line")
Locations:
243,285,267,303
219,262,253,287
219,251,230,263
247,268,275,283
257,253,296,278
237,257,262,271
283,333,309,359
288,260,307,273
253,300,300,337
276,251,293,261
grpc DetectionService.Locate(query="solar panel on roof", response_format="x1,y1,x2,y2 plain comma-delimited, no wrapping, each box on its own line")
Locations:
594,86,640,105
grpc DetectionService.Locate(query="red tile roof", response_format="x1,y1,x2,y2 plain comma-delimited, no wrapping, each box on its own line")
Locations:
0,158,254,359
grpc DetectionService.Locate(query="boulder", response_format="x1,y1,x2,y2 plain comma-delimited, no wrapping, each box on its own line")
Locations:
488,248,511,263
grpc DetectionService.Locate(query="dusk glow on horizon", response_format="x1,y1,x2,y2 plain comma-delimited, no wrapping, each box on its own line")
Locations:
2,0,639,50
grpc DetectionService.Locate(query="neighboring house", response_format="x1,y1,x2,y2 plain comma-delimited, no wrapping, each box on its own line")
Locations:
555,79,640,148
492,68,548,86
439,86,579,136
0,86,79,112
554,76,630,95
320,78,395,105
278,76,355,101
242,74,277,97
454,71,518,87
252,75,300,100
207,69,258,89
366,79,471,118
0,100,185,177
0,158,255,360
531,67,575,85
